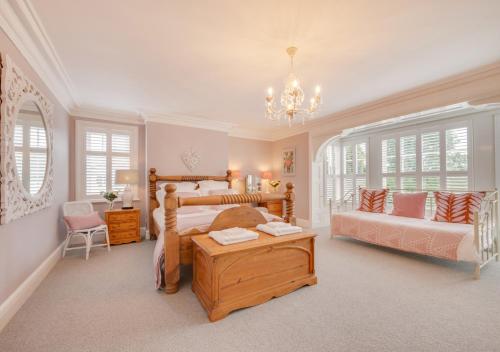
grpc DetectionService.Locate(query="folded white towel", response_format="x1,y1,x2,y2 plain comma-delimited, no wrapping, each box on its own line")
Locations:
209,227,259,245
266,221,290,229
256,224,303,236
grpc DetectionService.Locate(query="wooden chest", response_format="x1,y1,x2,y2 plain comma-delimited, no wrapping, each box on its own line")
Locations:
105,208,141,245
192,230,317,321
258,199,283,217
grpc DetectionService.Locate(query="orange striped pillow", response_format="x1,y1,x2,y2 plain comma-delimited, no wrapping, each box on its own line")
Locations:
357,188,388,213
433,192,485,224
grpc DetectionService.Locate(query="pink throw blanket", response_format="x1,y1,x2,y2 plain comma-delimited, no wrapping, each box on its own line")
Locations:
331,211,477,262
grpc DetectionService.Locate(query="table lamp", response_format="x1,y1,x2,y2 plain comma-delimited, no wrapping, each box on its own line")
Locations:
261,171,272,193
115,169,139,209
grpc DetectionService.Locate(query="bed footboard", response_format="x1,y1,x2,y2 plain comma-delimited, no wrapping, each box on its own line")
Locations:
473,191,499,279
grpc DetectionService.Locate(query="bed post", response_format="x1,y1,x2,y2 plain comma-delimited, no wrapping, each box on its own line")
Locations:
284,182,296,225
164,184,180,294
149,168,159,240
226,170,233,189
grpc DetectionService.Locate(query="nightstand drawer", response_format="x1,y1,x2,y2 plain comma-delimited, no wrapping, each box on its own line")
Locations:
108,222,137,232
109,230,139,242
107,213,138,223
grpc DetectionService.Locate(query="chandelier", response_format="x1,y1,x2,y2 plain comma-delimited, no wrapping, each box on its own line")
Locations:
265,47,322,126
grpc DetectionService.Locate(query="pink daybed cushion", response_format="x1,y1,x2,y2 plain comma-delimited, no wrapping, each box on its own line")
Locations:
391,192,427,219
64,211,105,230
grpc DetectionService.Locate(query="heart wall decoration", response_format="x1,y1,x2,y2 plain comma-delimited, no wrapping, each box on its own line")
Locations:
181,148,201,172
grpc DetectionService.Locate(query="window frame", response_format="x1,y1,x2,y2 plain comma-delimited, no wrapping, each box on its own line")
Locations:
339,138,369,203
379,119,472,193
75,120,139,201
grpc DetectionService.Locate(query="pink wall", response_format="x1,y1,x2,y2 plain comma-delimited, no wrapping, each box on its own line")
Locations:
146,122,229,175
0,30,69,304
272,133,310,221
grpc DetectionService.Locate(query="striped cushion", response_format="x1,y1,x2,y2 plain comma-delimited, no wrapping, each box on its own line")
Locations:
433,192,485,224
357,188,388,213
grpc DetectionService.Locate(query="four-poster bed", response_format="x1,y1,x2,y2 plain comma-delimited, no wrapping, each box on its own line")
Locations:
149,168,297,294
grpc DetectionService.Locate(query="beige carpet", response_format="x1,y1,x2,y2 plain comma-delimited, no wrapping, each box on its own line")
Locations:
1,227,500,352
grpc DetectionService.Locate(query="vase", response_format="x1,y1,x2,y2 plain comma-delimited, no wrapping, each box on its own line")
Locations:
108,201,114,210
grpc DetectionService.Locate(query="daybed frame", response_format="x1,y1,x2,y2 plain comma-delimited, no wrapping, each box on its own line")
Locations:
149,168,296,293
330,188,499,279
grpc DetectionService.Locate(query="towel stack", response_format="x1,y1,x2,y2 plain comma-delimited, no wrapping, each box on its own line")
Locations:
209,227,259,245
256,222,303,236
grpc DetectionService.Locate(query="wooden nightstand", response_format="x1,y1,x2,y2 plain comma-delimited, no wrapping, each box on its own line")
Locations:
105,208,141,245
258,199,283,217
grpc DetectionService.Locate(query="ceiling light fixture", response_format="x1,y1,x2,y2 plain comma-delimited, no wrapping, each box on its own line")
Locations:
265,47,322,126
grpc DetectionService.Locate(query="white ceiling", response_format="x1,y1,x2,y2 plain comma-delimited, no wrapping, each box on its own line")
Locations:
30,0,500,133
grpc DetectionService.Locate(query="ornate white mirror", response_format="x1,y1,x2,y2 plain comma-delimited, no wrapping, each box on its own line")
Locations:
0,54,54,224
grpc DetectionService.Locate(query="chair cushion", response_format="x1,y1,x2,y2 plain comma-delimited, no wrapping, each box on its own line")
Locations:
64,211,105,230
391,192,428,219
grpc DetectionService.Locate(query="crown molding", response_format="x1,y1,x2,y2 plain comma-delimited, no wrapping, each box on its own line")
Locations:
227,127,274,141
0,0,79,112
70,106,145,125
143,111,237,133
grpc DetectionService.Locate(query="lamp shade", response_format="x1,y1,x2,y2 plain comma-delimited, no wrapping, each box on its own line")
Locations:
232,170,241,179
115,169,139,185
261,171,272,180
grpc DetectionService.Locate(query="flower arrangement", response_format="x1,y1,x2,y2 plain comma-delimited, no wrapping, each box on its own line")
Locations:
102,191,118,210
269,180,281,192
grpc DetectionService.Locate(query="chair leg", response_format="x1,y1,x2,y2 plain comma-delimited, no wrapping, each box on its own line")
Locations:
85,234,91,260
105,227,111,252
62,233,71,258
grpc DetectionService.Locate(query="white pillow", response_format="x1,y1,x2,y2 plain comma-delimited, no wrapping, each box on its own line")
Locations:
198,180,229,195
158,182,197,192
156,189,202,209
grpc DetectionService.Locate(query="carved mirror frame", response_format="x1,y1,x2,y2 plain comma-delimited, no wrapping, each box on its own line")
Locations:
0,54,54,224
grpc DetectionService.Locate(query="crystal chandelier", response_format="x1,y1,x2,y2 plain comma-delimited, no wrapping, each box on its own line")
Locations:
265,47,322,126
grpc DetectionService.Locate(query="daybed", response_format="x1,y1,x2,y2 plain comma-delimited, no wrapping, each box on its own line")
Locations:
331,191,499,278
148,168,296,294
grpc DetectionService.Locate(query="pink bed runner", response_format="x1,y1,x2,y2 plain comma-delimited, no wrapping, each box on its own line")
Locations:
331,211,478,262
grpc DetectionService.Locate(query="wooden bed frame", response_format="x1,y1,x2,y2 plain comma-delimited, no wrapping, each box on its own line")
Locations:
149,168,296,294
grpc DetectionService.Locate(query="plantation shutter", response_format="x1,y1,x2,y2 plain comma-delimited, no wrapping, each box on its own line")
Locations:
421,131,440,172
445,127,468,190
325,144,335,201
381,138,396,174
85,132,108,195
400,135,416,173
29,126,47,194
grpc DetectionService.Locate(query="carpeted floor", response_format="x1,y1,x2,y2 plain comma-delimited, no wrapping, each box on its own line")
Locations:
1,227,500,352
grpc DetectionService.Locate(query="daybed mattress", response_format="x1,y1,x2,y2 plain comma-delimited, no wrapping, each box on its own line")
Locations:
331,211,479,263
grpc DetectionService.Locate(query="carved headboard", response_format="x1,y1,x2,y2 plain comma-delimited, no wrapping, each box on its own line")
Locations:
148,168,232,237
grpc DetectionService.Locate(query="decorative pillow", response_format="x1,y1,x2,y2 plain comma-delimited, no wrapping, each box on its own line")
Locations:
391,192,427,219
64,211,105,230
208,189,238,210
357,188,388,213
433,191,485,224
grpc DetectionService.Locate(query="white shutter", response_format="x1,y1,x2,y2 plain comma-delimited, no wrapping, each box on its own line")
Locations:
355,142,366,174
86,154,107,195
421,131,440,172
446,176,468,191
343,145,353,175
400,135,416,172
401,176,417,191
29,152,47,194
381,138,396,174
30,126,47,149
325,144,335,201
78,125,137,199
446,127,468,172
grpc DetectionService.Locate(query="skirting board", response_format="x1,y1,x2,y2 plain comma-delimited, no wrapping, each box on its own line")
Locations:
296,218,311,228
0,241,64,332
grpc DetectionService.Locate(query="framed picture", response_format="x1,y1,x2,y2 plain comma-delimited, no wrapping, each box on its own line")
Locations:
282,147,296,176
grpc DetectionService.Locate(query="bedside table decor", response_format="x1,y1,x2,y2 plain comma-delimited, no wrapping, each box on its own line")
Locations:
115,169,139,209
105,208,141,245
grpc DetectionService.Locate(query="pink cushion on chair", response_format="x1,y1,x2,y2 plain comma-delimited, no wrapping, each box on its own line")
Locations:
391,192,428,219
64,211,105,230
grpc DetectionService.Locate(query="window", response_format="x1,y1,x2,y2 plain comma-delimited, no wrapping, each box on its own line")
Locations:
76,120,138,200
342,141,367,203
380,123,470,209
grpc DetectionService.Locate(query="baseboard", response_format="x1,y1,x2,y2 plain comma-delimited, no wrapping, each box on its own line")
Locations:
296,218,311,228
0,241,64,332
